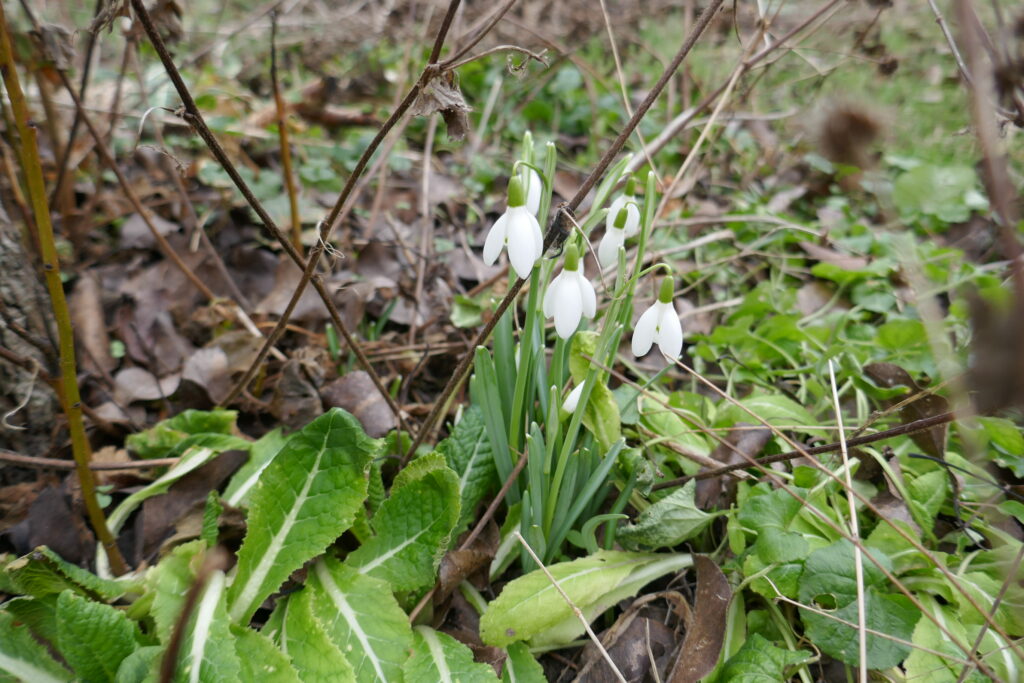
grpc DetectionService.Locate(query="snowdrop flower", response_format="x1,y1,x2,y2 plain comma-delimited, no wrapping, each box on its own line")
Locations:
543,244,596,339
520,166,543,217
598,206,629,268
483,176,543,279
562,382,585,413
632,277,683,359
606,176,640,238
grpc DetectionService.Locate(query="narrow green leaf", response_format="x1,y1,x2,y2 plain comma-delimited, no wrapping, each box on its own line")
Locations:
56,590,140,682
403,626,499,683
0,610,72,682
502,642,545,683
304,557,412,683
227,409,378,623
345,453,460,592
279,592,355,682
480,550,692,647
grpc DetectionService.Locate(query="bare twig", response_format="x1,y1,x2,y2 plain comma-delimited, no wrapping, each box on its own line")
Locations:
0,3,127,575
0,448,179,471
127,0,407,433
270,11,302,252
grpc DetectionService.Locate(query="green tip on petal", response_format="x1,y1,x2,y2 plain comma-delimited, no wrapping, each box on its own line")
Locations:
507,176,526,207
614,207,629,229
658,276,675,303
625,175,637,195
564,243,580,271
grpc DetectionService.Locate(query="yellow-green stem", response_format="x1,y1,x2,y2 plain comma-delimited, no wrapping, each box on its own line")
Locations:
0,3,127,575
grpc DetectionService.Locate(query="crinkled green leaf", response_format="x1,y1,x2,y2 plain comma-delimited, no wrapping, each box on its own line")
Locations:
905,599,988,683
126,409,238,459
711,633,810,683
227,409,378,623
480,550,692,648
115,645,162,683
2,595,58,646
798,539,892,607
618,480,720,549
56,590,140,682
501,642,545,683
149,541,205,643
5,547,141,601
955,570,1024,635
168,571,243,683
640,396,711,464
231,625,300,683
403,626,499,683
907,469,947,532
979,416,1024,476
279,592,355,682
345,453,460,592
201,492,222,548
437,405,498,537
223,428,287,507
304,557,412,683
0,610,72,682
892,164,984,224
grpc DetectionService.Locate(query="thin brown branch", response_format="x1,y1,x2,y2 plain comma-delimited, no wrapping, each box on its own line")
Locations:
0,3,127,575
270,11,302,252
0,448,179,471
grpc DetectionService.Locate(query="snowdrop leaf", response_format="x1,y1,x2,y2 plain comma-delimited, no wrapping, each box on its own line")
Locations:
227,409,378,623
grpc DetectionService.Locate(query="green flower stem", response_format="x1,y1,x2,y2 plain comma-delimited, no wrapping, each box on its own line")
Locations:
509,265,545,455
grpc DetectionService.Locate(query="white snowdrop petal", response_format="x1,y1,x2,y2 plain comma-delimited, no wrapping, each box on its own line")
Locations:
523,168,543,217
656,302,683,358
507,209,539,278
554,287,582,338
631,305,660,357
542,275,559,317
483,212,508,266
577,273,597,319
562,383,584,413
599,229,625,268
623,202,641,238
530,213,544,260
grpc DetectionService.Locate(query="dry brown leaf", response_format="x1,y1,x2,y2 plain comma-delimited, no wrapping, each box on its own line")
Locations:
667,555,731,683
70,272,115,375
114,367,181,404
321,371,395,438
799,240,870,271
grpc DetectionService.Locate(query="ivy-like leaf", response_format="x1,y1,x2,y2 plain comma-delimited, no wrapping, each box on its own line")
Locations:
345,453,460,592
0,610,72,682
480,550,692,648
403,626,499,682
737,485,811,564
227,409,378,623
304,557,412,683
710,633,811,682
56,590,140,682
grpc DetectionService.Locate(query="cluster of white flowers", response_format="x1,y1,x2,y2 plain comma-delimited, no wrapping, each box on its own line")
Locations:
482,162,683,415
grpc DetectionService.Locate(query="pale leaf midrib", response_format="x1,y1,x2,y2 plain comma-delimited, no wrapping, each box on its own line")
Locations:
418,627,452,683
316,560,389,681
229,435,329,622
188,571,225,683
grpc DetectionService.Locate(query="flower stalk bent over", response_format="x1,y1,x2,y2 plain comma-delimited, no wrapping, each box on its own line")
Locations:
543,243,597,339
632,276,683,358
483,175,544,279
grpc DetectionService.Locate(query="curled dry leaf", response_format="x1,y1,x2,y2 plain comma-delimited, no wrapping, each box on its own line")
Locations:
70,272,115,376
864,362,949,459
667,555,731,683
411,72,471,141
